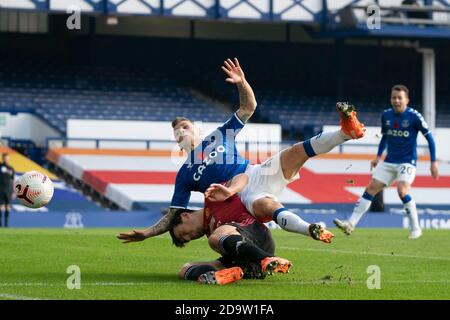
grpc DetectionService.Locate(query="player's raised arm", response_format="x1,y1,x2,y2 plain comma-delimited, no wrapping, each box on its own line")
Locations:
222,58,257,123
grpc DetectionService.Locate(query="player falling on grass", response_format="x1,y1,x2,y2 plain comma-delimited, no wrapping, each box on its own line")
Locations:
334,85,439,239
119,174,292,285
118,58,365,243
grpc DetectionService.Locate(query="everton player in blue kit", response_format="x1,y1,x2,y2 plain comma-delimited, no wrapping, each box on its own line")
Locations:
334,85,439,239
118,58,260,240
118,58,365,244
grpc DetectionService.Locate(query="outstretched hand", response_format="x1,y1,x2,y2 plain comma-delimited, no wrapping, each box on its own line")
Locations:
205,183,233,202
221,58,245,85
117,229,149,244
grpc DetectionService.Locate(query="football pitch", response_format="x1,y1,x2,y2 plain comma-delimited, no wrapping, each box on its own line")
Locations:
0,228,449,300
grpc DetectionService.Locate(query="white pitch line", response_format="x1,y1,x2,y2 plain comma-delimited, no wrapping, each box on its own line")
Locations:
278,246,450,261
239,279,450,286
2,279,450,288
0,293,42,300
0,282,181,287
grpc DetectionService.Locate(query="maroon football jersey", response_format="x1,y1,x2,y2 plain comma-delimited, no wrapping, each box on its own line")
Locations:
204,194,256,236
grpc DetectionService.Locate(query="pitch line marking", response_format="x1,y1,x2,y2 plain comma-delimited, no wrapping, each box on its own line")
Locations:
0,293,43,300
278,246,450,261
2,279,450,288
0,282,179,287
240,279,450,286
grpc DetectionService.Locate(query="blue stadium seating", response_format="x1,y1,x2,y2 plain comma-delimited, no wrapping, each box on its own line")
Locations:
255,89,450,138
0,64,229,134
1,63,449,138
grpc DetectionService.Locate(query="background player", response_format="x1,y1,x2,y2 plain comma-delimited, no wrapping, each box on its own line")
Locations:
172,198,292,285
334,85,439,239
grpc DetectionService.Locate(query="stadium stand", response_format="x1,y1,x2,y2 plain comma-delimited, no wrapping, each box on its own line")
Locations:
0,63,229,134
256,91,450,138
2,61,450,142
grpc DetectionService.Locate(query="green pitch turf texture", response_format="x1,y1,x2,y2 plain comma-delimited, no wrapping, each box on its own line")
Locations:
0,228,449,300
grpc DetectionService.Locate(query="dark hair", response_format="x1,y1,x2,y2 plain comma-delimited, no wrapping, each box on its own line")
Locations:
168,208,196,248
171,117,191,129
392,84,409,98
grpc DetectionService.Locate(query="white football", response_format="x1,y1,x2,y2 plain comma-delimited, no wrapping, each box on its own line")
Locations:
14,171,54,209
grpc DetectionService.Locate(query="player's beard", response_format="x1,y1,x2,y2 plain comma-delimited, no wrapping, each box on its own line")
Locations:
174,128,191,152
178,137,193,153
174,127,200,153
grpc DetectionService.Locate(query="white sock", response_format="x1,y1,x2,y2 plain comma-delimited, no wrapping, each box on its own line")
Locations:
274,209,311,236
309,130,349,155
404,199,420,231
348,197,372,227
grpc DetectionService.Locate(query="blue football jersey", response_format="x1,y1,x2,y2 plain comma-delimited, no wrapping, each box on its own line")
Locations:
170,113,250,208
380,107,431,165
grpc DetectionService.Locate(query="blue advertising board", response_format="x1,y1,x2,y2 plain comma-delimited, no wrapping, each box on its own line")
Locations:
8,203,450,229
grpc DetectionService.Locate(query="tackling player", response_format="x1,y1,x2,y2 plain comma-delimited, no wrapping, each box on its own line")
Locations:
334,85,439,239
119,178,294,285
172,195,293,285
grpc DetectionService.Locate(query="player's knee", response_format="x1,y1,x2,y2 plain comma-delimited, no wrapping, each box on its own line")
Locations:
280,144,308,178
290,143,305,156
252,198,280,219
366,182,382,195
178,263,193,279
208,235,220,251
397,186,409,198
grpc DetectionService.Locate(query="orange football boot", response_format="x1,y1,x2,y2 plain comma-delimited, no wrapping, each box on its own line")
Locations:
261,257,292,275
197,266,243,285
309,223,334,244
336,102,366,139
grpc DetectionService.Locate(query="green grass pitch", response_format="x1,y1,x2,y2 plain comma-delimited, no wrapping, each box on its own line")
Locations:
0,228,449,300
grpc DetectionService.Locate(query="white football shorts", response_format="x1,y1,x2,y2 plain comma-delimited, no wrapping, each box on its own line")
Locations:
238,150,300,215
372,161,416,186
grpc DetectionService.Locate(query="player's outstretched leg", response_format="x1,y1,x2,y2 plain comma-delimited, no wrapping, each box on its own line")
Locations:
301,102,365,159
271,207,334,243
